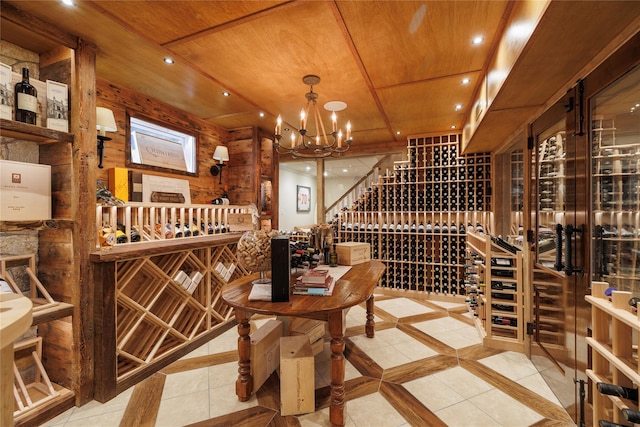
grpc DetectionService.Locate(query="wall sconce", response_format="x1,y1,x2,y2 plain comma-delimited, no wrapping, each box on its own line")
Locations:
210,146,229,184
96,107,117,169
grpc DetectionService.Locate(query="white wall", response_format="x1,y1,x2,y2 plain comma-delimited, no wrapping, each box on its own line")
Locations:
278,167,317,230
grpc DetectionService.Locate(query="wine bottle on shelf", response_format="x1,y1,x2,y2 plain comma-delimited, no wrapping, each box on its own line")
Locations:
598,421,626,427
14,67,38,125
623,408,640,423
597,382,639,403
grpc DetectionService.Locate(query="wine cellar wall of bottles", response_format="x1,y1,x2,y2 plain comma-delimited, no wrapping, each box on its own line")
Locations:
338,134,491,295
592,116,640,294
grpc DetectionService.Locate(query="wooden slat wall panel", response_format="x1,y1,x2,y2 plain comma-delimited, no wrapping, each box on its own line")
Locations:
95,80,230,204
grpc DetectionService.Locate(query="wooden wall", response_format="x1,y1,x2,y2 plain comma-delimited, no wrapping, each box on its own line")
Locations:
95,80,230,204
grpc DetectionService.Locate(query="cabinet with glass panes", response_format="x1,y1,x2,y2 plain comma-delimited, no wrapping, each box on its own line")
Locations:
591,102,640,294
338,133,491,295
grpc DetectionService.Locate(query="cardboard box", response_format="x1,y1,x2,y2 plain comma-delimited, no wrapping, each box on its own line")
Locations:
108,167,129,202
335,242,371,265
0,159,51,221
228,213,253,231
280,335,315,415
250,319,283,392
289,318,326,344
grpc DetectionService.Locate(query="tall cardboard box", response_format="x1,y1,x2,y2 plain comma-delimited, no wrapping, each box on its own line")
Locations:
108,167,129,202
280,335,315,416
250,319,283,392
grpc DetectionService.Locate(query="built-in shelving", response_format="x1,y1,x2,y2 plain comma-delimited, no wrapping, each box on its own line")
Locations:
338,133,491,296
466,230,524,351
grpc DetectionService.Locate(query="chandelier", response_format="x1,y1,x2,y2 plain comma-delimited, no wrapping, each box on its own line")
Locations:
274,75,352,158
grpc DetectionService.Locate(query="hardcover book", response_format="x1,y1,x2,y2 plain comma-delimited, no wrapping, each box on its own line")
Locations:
46,79,69,132
298,268,330,284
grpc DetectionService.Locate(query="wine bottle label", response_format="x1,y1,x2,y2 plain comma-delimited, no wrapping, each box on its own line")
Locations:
17,92,38,112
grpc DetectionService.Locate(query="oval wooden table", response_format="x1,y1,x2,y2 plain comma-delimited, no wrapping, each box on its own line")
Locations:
221,260,385,427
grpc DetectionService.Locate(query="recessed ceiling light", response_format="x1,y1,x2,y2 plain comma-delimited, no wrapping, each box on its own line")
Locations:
306,166,311,171
461,78,470,84
323,171,328,177
396,131,401,135
61,0,75,6
222,92,230,97
259,112,265,117
342,169,348,173
472,36,484,45
163,57,174,64
455,104,462,111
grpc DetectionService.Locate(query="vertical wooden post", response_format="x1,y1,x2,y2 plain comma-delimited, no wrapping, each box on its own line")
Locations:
316,158,325,224
235,309,253,401
328,310,346,427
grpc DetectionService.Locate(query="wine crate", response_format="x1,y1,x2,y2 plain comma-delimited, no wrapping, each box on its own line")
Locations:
250,319,283,392
289,318,326,344
335,242,370,265
0,159,51,221
280,335,315,416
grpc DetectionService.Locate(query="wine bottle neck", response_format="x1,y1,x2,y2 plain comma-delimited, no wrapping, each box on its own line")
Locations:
22,67,30,81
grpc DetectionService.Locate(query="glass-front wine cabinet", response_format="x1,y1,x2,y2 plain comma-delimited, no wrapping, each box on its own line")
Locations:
591,64,640,295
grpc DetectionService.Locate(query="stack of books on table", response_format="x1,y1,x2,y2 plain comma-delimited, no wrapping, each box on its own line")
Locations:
293,268,335,296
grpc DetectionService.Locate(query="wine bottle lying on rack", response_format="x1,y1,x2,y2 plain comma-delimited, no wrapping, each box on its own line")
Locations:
598,420,626,427
597,382,638,403
622,407,640,423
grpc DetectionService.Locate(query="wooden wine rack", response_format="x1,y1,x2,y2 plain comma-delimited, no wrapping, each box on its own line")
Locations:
91,233,249,402
586,286,640,425
338,133,492,295
466,230,524,352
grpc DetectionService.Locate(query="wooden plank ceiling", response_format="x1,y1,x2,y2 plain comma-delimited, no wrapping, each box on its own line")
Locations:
2,1,639,155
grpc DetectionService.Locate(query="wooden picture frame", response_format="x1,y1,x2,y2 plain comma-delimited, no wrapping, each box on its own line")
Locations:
297,185,311,212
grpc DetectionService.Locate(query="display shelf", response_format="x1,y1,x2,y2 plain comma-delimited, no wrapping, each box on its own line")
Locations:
91,234,249,402
586,292,640,425
0,9,92,424
465,230,524,351
0,118,75,145
337,133,491,295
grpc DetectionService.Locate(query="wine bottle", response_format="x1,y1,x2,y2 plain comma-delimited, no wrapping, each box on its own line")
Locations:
15,67,38,125
597,382,638,403
623,408,640,423
598,420,626,427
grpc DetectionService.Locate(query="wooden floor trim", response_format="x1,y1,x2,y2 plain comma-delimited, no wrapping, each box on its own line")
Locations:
160,350,238,374
379,381,448,427
396,323,457,357
184,406,279,427
382,354,459,384
345,337,384,379
119,372,166,427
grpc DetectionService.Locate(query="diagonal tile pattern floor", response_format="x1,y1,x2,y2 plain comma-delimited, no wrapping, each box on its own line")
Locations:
42,294,575,427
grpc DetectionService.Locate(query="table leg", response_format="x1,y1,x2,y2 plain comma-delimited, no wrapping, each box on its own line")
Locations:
235,308,252,401
366,294,375,338
328,310,346,427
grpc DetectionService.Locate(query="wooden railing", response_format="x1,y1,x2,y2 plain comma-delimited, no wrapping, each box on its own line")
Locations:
96,202,256,248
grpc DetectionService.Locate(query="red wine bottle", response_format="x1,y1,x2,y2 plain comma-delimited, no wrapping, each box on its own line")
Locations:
14,67,38,125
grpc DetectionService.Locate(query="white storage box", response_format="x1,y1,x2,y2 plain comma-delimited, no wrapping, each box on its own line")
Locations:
0,159,51,221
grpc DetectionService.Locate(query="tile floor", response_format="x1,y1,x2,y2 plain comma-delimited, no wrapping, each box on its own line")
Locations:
42,294,574,427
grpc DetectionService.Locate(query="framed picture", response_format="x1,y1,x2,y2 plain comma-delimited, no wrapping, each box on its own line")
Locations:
297,185,311,212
